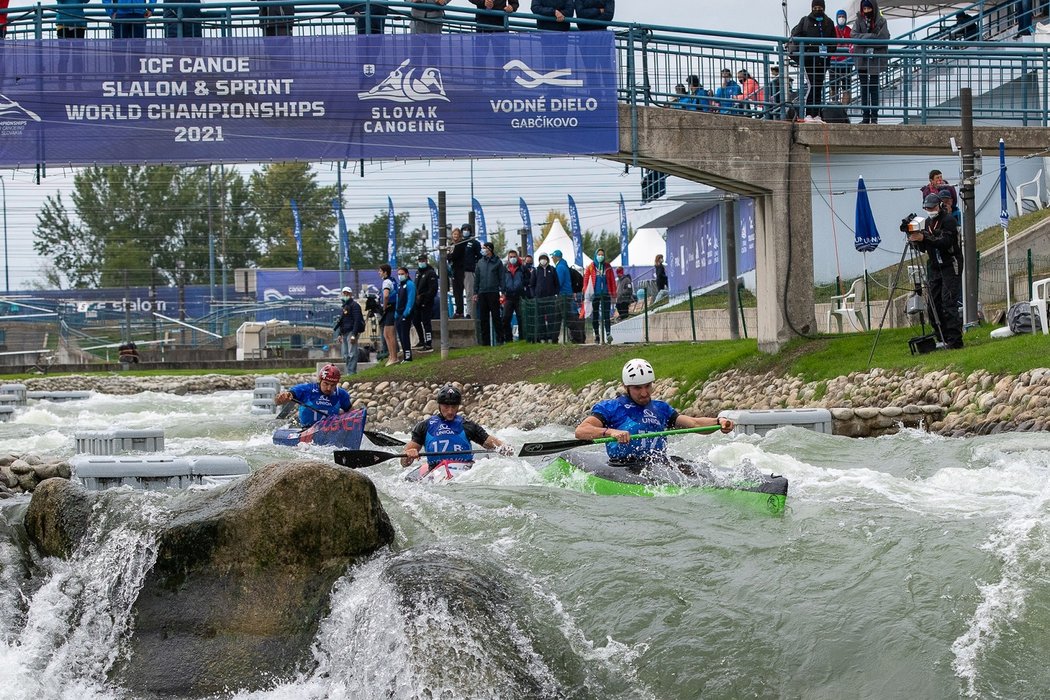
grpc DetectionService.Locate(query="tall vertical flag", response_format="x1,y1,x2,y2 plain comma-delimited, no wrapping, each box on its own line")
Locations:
568,195,584,267
999,138,1011,308
519,197,534,253
618,193,630,267
333,199,351,270
427,197,440,251
387,196,397,266
290,198,303,272
471,197,488,243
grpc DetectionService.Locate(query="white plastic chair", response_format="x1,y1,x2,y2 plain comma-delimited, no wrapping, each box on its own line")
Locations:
827,278,867,333
1030,277,1050,335
1016,168,1044,217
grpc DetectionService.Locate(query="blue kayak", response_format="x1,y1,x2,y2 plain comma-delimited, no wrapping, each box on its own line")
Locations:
272,408,367,449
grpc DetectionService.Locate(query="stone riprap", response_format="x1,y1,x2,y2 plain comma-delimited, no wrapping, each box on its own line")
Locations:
0,453,72,498
17,366,1050,439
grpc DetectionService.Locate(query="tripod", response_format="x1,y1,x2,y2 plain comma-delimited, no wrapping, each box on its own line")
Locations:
867,238,946,366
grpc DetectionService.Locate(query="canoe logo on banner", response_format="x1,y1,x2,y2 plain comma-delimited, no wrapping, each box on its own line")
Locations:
358,60,449,103
502,60,584,89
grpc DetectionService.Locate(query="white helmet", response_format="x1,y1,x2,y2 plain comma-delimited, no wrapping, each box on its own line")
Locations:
622,358,655,386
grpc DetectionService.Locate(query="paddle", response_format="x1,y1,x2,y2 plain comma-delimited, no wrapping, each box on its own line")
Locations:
276,395,326,421
334,448,494,469
517,425,723,457
363,430,407,447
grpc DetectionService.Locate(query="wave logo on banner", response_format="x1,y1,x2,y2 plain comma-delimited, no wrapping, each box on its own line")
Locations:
503,60,584,89
333,198,351,270
568,195,584,267
387,197,397,266
290,199,303,272
0,92,42,122
618,193,630,267
427,197,440,251
358,60,449,103
519,197,534,253
471,197,488,243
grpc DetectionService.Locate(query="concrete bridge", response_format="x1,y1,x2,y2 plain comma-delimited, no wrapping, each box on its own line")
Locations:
613,104,1050,351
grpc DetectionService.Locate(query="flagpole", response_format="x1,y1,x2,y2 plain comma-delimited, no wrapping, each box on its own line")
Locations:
863,252,871,329
999,138,1011,309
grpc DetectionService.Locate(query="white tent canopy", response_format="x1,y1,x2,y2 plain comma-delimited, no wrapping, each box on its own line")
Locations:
534,219,592,268
611,228,666,268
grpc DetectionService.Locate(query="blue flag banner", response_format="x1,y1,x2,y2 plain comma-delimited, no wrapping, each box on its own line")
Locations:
999,139,1010,228
333,199,351,270
737,198,757,273
519,197,534,253
471,197,488,243
568,195,584,267
387,197,397,266
618,193,630,267
0,34,618,166
290,198,303,272
427,197,441,252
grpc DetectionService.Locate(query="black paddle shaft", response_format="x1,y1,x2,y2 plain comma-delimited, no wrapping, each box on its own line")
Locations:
334,448,493,469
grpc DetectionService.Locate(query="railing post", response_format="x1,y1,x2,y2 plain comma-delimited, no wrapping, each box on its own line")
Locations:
1028,248,1033,298
737,280,748,339
642,287,649,343
687,286,696,342
640,28,652,106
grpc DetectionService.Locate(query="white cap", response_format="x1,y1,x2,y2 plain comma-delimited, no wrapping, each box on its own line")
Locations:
341,286,352,294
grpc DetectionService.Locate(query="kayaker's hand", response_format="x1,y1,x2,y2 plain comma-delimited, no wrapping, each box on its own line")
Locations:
717,417,734,433
275,391,291,405
496,442,514,456
401,447,419,467
609,429,631,443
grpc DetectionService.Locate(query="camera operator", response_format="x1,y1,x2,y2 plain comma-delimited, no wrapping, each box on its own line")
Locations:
900,193,964,349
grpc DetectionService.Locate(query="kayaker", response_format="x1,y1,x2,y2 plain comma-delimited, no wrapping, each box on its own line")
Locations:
574,358,733,460
400,384,514,469
275,363,352,428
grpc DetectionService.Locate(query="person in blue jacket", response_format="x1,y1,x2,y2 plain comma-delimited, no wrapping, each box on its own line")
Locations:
400,385,513,478
275,364,352,429
574,359,733,461
102,0,157,38
550,249,573,343
394,265,416,363
531,0,572,31
574,0,612,29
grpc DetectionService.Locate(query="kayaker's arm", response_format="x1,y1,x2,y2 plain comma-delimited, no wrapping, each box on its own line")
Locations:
482,434,514,456
675,414,734,434
575,415,632,443
400,439,423,467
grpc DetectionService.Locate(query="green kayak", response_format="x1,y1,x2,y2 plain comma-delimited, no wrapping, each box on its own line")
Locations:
542,449,788,515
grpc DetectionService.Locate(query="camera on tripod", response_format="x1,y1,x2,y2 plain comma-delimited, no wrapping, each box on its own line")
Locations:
900,214,926,248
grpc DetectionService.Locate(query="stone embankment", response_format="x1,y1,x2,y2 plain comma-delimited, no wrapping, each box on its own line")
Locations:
18,366,1050,439
0,453,72,499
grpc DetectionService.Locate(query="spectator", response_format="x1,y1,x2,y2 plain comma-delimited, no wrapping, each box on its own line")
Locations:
668,83,691,109
410,0,447,34
467,0,518,32
1016,0,1034,36
103,0,157,39
574,0,612,30
474,241,505,345
551,249,574,342
532,253,560,342
828,8,854,103
653,253,669,305
733,69,764,115
521,254,536,299
118,341,140,364
461,224,481,315
333,286,365,375
394,266,416,363
255,0,292,36
164,0,205,37
615,267,634,319
789,0,837,122
951,11,978,42
852,0,888,124
448,227,467,318
378,263,398,367
531,0,572,31
920,170,959,218
765,65,784,119
900,194,964,349
0,0,7,38
583,248,617,344
341,1,388,34
821,91,851,123
501,249,526,342
413,254,437,352
55,0,90,38
686,74,711,111
713,67,742,114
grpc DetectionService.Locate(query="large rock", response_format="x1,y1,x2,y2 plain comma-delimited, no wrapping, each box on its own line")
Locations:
26,460,395,697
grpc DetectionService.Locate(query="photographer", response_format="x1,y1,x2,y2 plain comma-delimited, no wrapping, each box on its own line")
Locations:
900,193,964,349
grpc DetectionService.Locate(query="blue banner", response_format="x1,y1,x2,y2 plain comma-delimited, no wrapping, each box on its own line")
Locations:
427,197,441,252
387,196,397,266
471,197,488,243
618,193,630,267
254,269,383,302
519,197,534,254
666,207,722,292
737,198,757,274
290,198,303,272
999,139,1010,228
567,195,584,267
0,34,618,166
333,199,351,270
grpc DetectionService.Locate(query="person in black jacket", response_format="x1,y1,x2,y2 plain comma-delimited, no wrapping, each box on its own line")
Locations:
532,0,573,31
574,0,612,29
901,194,964,349
789,0,837,121
450,224,481,318
341,1,388,34
532,253,560,342
474,241,505,345
333,286,366,374
413,254,438,351
467,0,518,31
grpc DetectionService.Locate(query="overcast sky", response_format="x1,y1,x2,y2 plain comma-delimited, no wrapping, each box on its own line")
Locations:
0,1,928,290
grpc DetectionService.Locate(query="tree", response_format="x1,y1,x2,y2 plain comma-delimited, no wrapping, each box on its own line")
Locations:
582,229,622,263
539,209,570,242
351,210,412,269
248,163,339,269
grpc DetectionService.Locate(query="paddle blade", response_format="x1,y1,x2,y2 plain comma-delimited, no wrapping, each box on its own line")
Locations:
518,438,587,457
333,449,400,469
276,401,296,420
364,430,406,447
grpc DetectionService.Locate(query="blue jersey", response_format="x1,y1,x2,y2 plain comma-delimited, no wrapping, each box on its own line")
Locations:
289,382,351,428
590,395,679,460
410,414,489,467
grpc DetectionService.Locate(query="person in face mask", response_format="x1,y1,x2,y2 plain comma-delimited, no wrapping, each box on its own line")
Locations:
473,241,506,346
583,248,618,344
501,249,526,342
333,285,365,375
828,8,854,107
900,193,964,349
532,253,559,342
789,0,838,122
393,266,417,363
412,254,438,352
852,0,889,124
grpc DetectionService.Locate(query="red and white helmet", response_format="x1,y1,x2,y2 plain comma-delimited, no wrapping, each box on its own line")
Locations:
622,358,655,386
319,363,342,383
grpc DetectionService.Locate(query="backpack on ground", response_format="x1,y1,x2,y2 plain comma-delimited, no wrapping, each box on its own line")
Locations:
1007,301,1041,333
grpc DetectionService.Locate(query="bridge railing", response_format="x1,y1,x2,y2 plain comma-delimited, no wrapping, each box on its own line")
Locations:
2,0,1048,125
